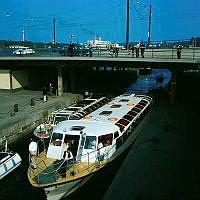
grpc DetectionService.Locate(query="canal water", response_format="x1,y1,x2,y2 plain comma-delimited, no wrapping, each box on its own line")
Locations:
0,68,171,200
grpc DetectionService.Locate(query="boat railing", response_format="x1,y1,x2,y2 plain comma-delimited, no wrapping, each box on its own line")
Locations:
29,142,116,185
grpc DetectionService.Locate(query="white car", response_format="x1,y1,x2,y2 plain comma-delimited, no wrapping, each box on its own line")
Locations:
13,48,35,55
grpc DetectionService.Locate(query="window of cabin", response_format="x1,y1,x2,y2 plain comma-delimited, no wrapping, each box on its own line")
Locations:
117,119,130,126
98,133,113,148
99,111,112,116
123,132,128,142
123,114,134,121
127,110,138,117
55,115,69,124
70,126,85,131
132,107,141,112
114,131,119,139
115,123,125,132
50,132,63,146
110,104,122,108
84,136,97,149
135,104,144,110
119,99,129,102
116,136,123,149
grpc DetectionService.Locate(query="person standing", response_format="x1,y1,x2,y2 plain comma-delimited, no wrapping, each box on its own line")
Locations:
29,138,38,169
84,90,89,98
49,83,54,96
42,86,47,102
60,148,73,178
176,45,182,59
140,42,145,58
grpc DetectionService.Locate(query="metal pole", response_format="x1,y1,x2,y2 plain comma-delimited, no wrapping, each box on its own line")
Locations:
126,0,130,49
147,5,152,48
53,18,56,52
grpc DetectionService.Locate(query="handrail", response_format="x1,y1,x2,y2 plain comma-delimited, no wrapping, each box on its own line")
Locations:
30,143,116,185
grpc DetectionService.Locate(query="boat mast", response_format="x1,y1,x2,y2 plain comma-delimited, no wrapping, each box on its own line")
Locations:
147,5,152,48
126,0,130,49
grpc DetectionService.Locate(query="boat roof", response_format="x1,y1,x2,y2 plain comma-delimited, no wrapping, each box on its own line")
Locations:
53,94,152,137
53,120,118,136
82,94,151,124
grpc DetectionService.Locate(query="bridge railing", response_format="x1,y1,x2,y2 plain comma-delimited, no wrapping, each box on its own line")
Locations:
92,47,200,60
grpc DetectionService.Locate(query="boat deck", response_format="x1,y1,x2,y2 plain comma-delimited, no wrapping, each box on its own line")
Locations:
28,151,107,187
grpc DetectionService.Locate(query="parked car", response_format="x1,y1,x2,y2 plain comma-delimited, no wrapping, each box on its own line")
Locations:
58,46,90,56
13,47,35,55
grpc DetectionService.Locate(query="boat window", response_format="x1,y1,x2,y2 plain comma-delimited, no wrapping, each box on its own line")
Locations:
127,110,137,117
98,133,113,147
119,99,129,102
99,111,112,116
117,119,130,126
114,131,119,139
132,107,141,112
135,104,144,110
110,104,121,108
84,136,97,149
116,137,123,149
55,115,68,124
50,132,63,146
115,123,125,132
69,115,80,120
123,114,134,121
70,126,85,131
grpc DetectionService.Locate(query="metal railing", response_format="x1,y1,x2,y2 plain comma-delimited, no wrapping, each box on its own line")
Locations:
29,141,116,186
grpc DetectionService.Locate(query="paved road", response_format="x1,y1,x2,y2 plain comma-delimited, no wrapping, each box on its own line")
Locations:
103,94,200,200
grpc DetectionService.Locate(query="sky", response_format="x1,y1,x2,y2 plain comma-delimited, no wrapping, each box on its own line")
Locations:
0,0,200,44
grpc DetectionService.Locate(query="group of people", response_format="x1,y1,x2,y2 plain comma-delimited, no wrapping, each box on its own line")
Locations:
42,83,54,103
129,42,145,58
110,42,119,58
29,137,75,178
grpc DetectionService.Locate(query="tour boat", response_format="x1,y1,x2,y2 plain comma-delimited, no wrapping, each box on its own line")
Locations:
27,93,152,200
33,97,111,139
0,143,22,179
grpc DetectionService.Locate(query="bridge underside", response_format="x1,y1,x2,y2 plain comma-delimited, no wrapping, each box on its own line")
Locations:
0,57,199,105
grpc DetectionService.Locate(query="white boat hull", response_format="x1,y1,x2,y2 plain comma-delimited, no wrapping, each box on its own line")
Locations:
44,173,94,200
0,153,22,180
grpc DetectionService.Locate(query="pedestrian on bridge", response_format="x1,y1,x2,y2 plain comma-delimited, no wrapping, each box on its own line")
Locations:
176,45,182,59
140,42,145,58
135,43,140,58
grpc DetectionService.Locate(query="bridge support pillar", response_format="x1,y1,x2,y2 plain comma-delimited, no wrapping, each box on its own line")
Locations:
70,68,76,92
57,67,63,96
169,68,179,105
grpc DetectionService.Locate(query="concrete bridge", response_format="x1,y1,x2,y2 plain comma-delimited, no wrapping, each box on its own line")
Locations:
0,56,199,105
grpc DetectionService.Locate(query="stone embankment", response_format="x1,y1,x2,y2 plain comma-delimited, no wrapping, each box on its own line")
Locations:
0,91,82,146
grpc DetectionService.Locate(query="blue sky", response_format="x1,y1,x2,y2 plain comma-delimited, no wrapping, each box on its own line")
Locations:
0,0,199,43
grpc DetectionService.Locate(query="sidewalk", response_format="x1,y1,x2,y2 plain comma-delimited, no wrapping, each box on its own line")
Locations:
0,90,83,145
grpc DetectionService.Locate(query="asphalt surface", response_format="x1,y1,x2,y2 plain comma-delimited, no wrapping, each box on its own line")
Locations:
103,93,200,200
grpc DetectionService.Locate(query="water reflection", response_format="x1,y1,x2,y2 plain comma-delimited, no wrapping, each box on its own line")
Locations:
127,69,171,93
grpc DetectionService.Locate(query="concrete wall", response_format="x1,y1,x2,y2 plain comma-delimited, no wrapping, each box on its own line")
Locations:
0,70,10,89
12,70,29,89
0,94,83,146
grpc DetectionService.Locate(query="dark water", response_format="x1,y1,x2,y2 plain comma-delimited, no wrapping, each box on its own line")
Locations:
0,68,171,200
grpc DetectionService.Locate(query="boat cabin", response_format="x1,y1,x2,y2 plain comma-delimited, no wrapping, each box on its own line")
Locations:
46,120,119,162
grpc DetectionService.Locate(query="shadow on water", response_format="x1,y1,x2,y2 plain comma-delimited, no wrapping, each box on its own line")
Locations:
63,146,132,200
0,133,132,200
0,135,47,200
